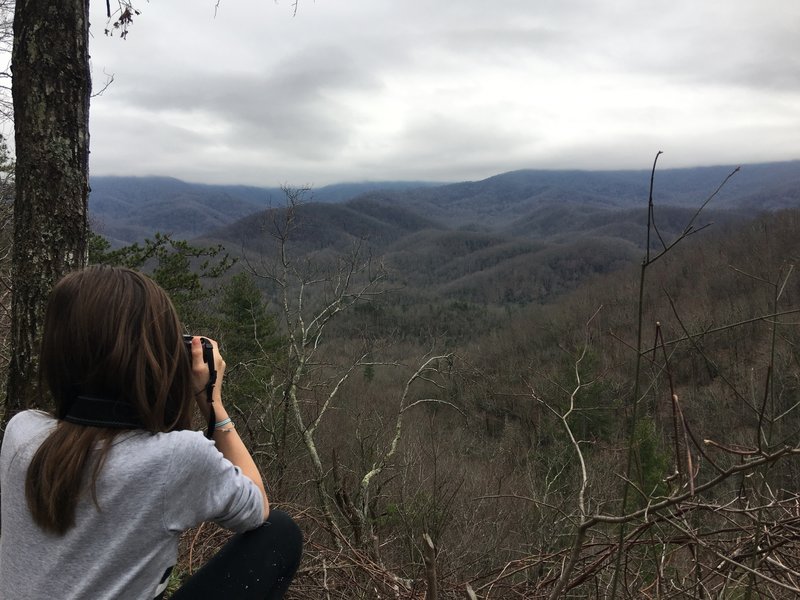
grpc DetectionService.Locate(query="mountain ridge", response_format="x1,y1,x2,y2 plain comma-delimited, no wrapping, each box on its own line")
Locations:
91,161,800,307
90,160,800,245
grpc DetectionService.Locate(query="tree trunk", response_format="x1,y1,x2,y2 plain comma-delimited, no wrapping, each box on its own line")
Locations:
5,0,91,416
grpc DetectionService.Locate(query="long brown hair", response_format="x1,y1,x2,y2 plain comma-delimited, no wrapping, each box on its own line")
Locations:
25,265,195,534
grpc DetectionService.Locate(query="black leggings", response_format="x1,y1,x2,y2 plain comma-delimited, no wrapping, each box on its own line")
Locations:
169,509,303,600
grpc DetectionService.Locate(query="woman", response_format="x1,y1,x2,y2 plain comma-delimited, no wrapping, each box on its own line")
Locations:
0,266,301,599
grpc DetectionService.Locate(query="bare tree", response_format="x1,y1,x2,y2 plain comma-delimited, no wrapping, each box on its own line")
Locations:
459,158,800,599
242,190,456,598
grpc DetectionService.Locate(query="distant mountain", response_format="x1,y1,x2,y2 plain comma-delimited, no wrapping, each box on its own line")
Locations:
88,177,278,245
90,162,800,245
92,161,800,306
189,160,799,306
202,198,442,259
304,181,441,204
89,176,439,245
347,161,800,230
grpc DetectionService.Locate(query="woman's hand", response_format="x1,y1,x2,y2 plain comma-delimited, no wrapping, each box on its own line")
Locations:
188,336,226,419
188,336,269,519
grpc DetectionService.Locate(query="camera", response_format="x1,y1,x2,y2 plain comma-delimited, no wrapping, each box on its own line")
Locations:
183,335,218,438
182,334,214,367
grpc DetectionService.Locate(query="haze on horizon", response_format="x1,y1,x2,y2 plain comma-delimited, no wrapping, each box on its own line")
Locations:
88,0,800,188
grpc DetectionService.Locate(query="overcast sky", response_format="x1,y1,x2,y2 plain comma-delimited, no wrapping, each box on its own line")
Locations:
87,0,800,187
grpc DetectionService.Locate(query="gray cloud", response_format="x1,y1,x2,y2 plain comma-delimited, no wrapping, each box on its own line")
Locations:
88,0,800,186
94,42,382,164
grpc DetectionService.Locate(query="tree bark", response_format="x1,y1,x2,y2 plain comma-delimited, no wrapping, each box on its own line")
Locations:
6,0,91,415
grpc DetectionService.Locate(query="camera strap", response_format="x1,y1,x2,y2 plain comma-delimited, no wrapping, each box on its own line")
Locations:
62,337,219,435
62,395,145,429
204,379,216,439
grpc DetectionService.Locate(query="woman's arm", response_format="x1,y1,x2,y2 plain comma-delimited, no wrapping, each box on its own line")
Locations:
190,336,270,520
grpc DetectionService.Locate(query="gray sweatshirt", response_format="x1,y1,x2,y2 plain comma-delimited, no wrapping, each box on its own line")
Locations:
0,410,264,599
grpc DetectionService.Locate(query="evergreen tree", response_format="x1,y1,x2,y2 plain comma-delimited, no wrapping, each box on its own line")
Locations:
217,272,280,360
214,272,282,410
90,232,233,330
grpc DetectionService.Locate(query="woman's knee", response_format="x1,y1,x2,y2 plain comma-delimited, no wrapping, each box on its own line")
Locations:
265,508,296,530
252,509,303,565
268,510,302,547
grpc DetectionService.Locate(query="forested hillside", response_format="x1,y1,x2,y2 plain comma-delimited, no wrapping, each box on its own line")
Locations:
192,161,798,320
89,164,800,598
